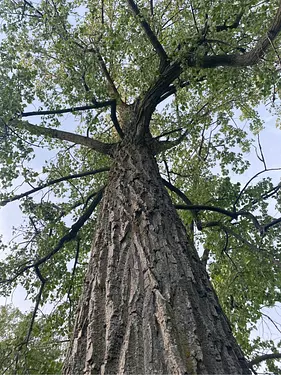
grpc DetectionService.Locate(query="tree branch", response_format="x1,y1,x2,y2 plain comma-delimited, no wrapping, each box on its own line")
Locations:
24,266,46,345
201,221,258,252
127,0,169,71
0,168,109,206
21,102,115,117
11,120,116,155
67,237,80,331
110,100,124,138
263,216,281,232
216,11,244,32
162,179,192,205
176,203,238,219
0,187,105,284
87,46,121,99
234,167,281,208
249,352,281,367
141,1,281,116
187,1,281,68
162,179,204,230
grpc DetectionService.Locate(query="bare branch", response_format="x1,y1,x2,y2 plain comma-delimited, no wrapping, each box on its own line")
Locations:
79,75,123,138
175,203,277,235
21,0,43,17
0,167,109,206
154,127,183,140
11,120,116,155
261,312,281,334
190,0,200,34
162,179,203,230
162,179,192,206
127,0,169,71
257,134,267,169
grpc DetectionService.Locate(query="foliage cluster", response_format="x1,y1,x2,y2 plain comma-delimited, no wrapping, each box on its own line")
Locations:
0,0,281,373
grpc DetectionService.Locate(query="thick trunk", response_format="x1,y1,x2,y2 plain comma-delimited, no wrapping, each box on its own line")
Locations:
63,137,251,374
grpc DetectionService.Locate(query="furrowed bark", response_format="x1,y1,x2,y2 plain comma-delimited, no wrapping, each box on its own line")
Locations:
63,133,251,374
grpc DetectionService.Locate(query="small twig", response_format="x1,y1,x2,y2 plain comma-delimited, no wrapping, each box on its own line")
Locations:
261,312,281,334
257,134,267,169
154,127,183,140
190,0,200,34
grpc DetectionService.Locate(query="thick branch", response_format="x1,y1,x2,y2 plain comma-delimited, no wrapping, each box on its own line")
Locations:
188,1,281,68
162,179,192,205
110,100,124,138
140,1,281,117
21,102,114,117
0,168,109,206
12,120,116,155
249,353,281,367
127,0,169,70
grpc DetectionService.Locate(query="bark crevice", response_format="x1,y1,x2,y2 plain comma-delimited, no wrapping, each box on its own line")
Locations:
63,139,251,374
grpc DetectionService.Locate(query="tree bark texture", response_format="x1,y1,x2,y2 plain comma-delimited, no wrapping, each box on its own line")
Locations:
63,135,251,374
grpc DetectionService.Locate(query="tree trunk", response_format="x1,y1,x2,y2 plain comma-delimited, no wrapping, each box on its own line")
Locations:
63,134,251,374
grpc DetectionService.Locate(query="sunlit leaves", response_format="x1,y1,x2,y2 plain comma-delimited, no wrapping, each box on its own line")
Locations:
0,305,64,375
0,0,281,372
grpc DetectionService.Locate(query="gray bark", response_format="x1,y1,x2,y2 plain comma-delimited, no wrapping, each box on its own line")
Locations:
63,136,251,374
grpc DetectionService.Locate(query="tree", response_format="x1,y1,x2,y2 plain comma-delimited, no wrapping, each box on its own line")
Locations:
1,0,281,373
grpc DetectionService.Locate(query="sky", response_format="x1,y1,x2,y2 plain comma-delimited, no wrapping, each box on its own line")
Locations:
0,102,281,375
1,104,281,301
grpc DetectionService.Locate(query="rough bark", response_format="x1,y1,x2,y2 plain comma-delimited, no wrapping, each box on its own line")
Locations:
63,128,251,374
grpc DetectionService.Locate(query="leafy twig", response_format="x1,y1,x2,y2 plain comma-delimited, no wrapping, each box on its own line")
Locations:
0,187,105,284
0,168,109,206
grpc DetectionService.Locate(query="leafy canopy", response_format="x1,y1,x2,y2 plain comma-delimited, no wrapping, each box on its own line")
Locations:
1,0,281,373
